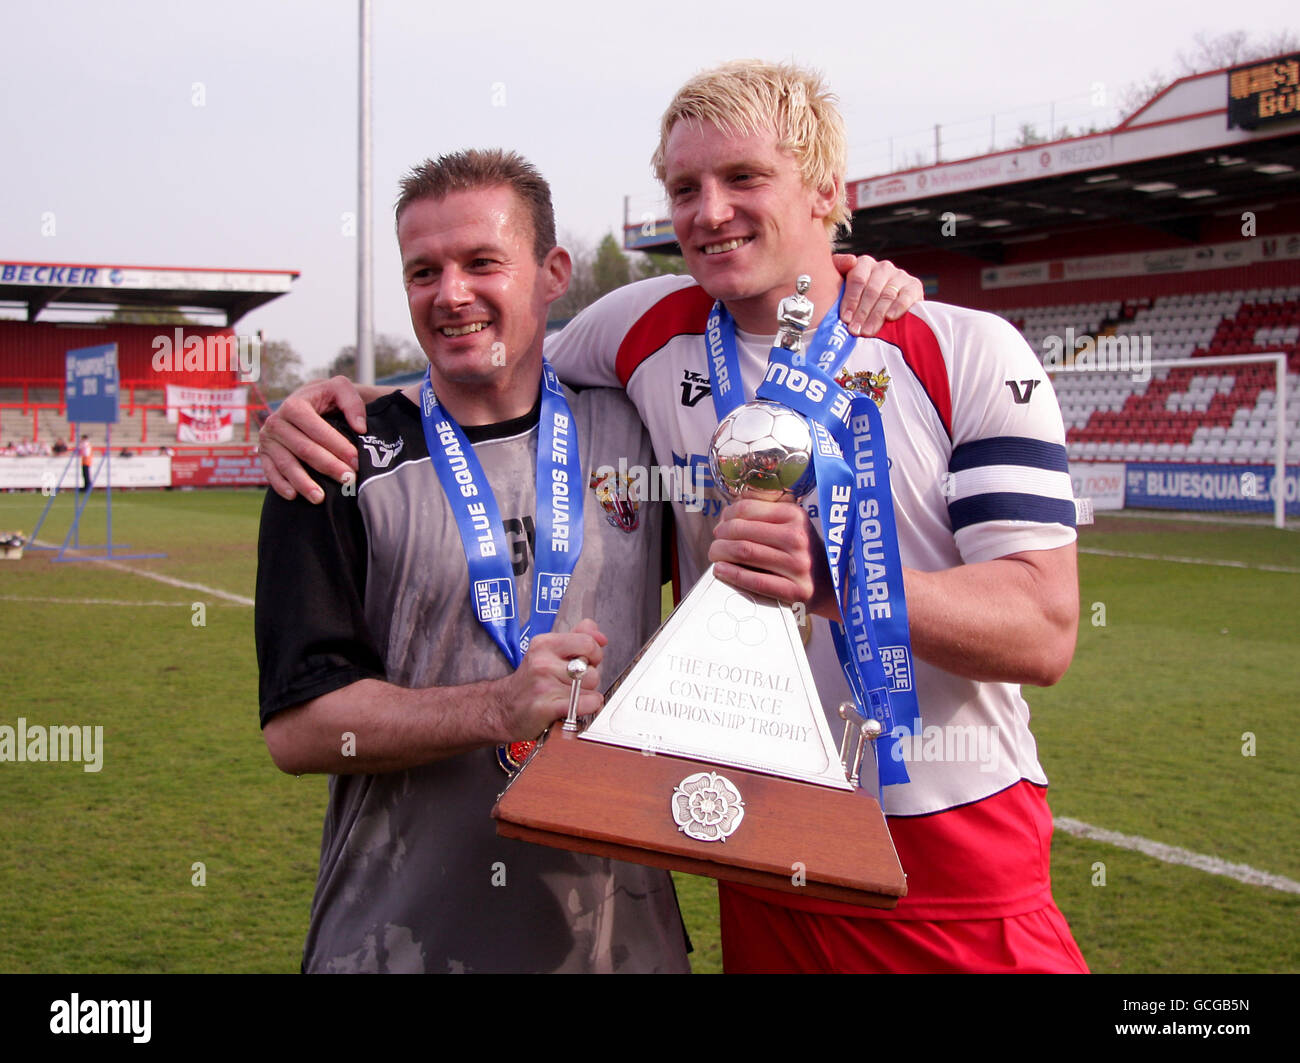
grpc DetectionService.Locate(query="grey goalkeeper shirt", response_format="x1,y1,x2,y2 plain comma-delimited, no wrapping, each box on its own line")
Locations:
256,386,689,973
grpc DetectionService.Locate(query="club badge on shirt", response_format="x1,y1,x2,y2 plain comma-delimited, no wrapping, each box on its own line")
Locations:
589,469,640,532
836,368,891,409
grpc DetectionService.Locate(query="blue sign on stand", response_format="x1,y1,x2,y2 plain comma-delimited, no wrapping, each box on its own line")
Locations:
42,341,164,563
65,344,120,424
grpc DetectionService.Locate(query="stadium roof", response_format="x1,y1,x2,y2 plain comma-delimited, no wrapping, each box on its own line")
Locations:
624,56,1300,264
0,260,300,326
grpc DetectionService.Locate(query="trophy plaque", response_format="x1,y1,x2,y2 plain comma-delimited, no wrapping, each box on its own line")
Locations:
493,277,907,908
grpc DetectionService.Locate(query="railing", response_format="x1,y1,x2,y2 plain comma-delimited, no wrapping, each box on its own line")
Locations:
0,402,64,442
0,377,269,445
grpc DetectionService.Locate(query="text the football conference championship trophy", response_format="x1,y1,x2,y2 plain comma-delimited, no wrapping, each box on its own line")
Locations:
581,275,858,789
493,275,906,908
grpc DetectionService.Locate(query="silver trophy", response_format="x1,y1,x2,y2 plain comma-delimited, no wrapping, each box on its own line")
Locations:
708,275,817,503
709,401,814,503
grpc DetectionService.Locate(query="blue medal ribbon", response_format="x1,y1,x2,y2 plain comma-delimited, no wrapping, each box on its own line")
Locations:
417,361,583,668
705,293,852,422
705,289,918,788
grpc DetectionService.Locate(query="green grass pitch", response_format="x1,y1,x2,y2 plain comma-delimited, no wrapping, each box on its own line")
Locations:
0,490,1295,973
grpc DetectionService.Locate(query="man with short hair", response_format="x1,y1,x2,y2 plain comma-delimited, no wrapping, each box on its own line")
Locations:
255,149,690,973
258,60,1084,975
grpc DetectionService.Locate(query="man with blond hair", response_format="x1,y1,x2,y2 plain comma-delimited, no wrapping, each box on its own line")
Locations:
542,60,1085,973
259,59,1085,974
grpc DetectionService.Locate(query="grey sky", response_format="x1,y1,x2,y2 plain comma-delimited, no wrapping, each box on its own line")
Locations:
2,0,1294,374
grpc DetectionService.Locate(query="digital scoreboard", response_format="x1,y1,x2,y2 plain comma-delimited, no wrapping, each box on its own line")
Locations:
1228,53,1299,130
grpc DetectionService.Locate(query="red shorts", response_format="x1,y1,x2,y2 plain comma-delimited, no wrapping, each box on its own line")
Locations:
720,891,1089,973
719,781,1089,973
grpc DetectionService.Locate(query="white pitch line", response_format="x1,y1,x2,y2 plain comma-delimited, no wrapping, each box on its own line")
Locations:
1079,547,1300,574
29,539,255,606
0,595,195,608
1055,817,1300,894
1096,509,1282,529
93,561,255,606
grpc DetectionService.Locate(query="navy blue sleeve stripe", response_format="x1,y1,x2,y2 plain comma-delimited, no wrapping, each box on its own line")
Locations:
948,492,1077,530
949,436,1069,474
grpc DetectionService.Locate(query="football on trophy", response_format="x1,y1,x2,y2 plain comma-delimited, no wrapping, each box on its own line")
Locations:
708,401,815,502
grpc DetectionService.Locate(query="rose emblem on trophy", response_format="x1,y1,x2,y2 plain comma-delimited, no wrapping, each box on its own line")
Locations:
671,771,746,842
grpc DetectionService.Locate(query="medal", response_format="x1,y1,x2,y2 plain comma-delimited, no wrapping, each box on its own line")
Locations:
496,739,537,775
417,362,585,777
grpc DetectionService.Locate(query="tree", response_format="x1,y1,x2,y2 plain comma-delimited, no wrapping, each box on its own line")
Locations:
632,250,687,281
256,340,305,400
551,231,599,320
551,232,687,320
1118,29,1300,116
1014,123,1045,148
592,233,632,294
327,333,427,381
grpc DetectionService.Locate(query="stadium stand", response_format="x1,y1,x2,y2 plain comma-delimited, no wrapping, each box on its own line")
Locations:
0,264,293,487
996,285,1300,464
0,378,265,452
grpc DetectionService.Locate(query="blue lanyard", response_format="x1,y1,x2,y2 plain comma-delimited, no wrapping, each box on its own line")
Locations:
704,288,918,788
417,361,584,667
705,291,853,422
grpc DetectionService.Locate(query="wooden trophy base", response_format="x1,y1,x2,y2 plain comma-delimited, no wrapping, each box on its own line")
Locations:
493,728,906,908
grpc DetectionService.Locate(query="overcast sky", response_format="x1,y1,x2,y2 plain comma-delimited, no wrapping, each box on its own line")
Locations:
2,0,1294,374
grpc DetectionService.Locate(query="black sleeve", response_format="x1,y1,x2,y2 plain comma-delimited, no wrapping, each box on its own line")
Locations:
254,455,386,728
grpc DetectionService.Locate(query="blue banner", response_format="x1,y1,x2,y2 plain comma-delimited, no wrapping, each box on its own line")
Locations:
1124,462,1300,516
